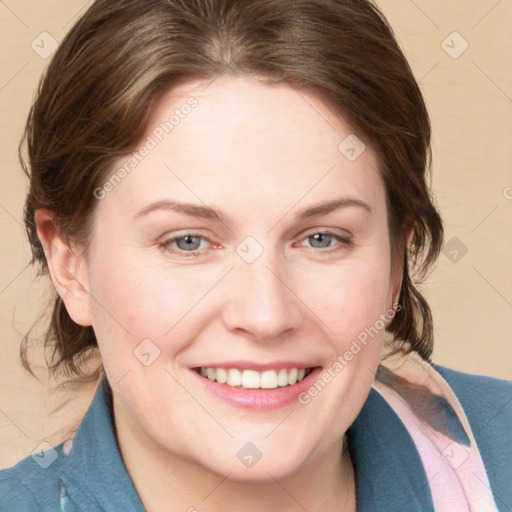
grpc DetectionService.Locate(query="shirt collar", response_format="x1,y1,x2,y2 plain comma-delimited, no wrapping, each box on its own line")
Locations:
59,375,146,511
60,375,433,511
347,388,433,511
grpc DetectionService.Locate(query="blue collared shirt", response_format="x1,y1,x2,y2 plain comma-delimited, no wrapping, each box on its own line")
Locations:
1,365,511,511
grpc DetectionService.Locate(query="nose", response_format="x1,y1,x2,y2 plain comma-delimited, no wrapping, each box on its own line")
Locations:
221,247,302,342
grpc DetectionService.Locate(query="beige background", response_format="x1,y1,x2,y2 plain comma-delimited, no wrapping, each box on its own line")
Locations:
1,1,511,468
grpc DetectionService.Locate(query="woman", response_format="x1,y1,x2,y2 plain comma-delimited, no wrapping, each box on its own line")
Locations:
1,0,510,510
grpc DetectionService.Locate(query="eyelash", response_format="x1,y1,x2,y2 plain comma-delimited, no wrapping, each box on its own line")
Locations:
158,231,353,258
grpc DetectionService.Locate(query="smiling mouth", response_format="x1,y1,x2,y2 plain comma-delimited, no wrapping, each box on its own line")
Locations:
193,366,317,389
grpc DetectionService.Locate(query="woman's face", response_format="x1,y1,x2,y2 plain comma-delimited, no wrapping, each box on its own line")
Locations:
79,75,401,479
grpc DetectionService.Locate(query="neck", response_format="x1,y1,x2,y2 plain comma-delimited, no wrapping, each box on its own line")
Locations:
113,399,356,512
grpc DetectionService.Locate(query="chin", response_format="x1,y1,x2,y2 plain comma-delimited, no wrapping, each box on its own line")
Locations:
206,456,306,484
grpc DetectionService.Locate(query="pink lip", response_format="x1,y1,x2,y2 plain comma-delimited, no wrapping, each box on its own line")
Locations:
192,360,315,371
189,366,323,410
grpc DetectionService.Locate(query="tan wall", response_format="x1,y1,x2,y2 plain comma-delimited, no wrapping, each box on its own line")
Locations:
1,1,511,468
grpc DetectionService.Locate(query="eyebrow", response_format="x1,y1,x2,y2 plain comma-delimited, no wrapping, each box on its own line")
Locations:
133,197,372,222
134,200,226,222
294,197,372,219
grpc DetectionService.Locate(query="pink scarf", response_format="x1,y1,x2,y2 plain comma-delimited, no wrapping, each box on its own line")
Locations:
373,351,498,511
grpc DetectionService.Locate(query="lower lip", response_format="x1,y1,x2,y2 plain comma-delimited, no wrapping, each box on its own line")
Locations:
189,367,323,410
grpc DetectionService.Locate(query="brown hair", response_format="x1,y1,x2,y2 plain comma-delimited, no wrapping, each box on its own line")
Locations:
21,0,443,381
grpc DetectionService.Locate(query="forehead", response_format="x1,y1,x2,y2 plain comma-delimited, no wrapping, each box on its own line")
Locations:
100,74,386,221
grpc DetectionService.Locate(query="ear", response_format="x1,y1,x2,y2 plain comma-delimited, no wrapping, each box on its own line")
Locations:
389,222,415,308
34,209,92,327
404,222,414,248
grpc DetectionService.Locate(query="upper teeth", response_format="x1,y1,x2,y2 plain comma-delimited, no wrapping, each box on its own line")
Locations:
198,367,309,389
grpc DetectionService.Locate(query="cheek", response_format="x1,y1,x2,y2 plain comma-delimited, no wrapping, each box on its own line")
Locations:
86,246,218,345
299,258,392,336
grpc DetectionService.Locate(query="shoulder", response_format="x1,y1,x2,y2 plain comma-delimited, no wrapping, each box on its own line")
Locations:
0,442,67,511
2,378,145,512
434,364,512,424
434,364,512,447
435,364,512,509
435,363,512,389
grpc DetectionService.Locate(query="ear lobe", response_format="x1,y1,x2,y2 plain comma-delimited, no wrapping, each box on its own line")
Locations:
34,209,92,327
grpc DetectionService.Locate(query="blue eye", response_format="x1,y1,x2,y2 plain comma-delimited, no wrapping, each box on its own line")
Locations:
308,232,336,249
159,233,210,257
159,230,353,258
301,231,353,252
173,234,203,251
